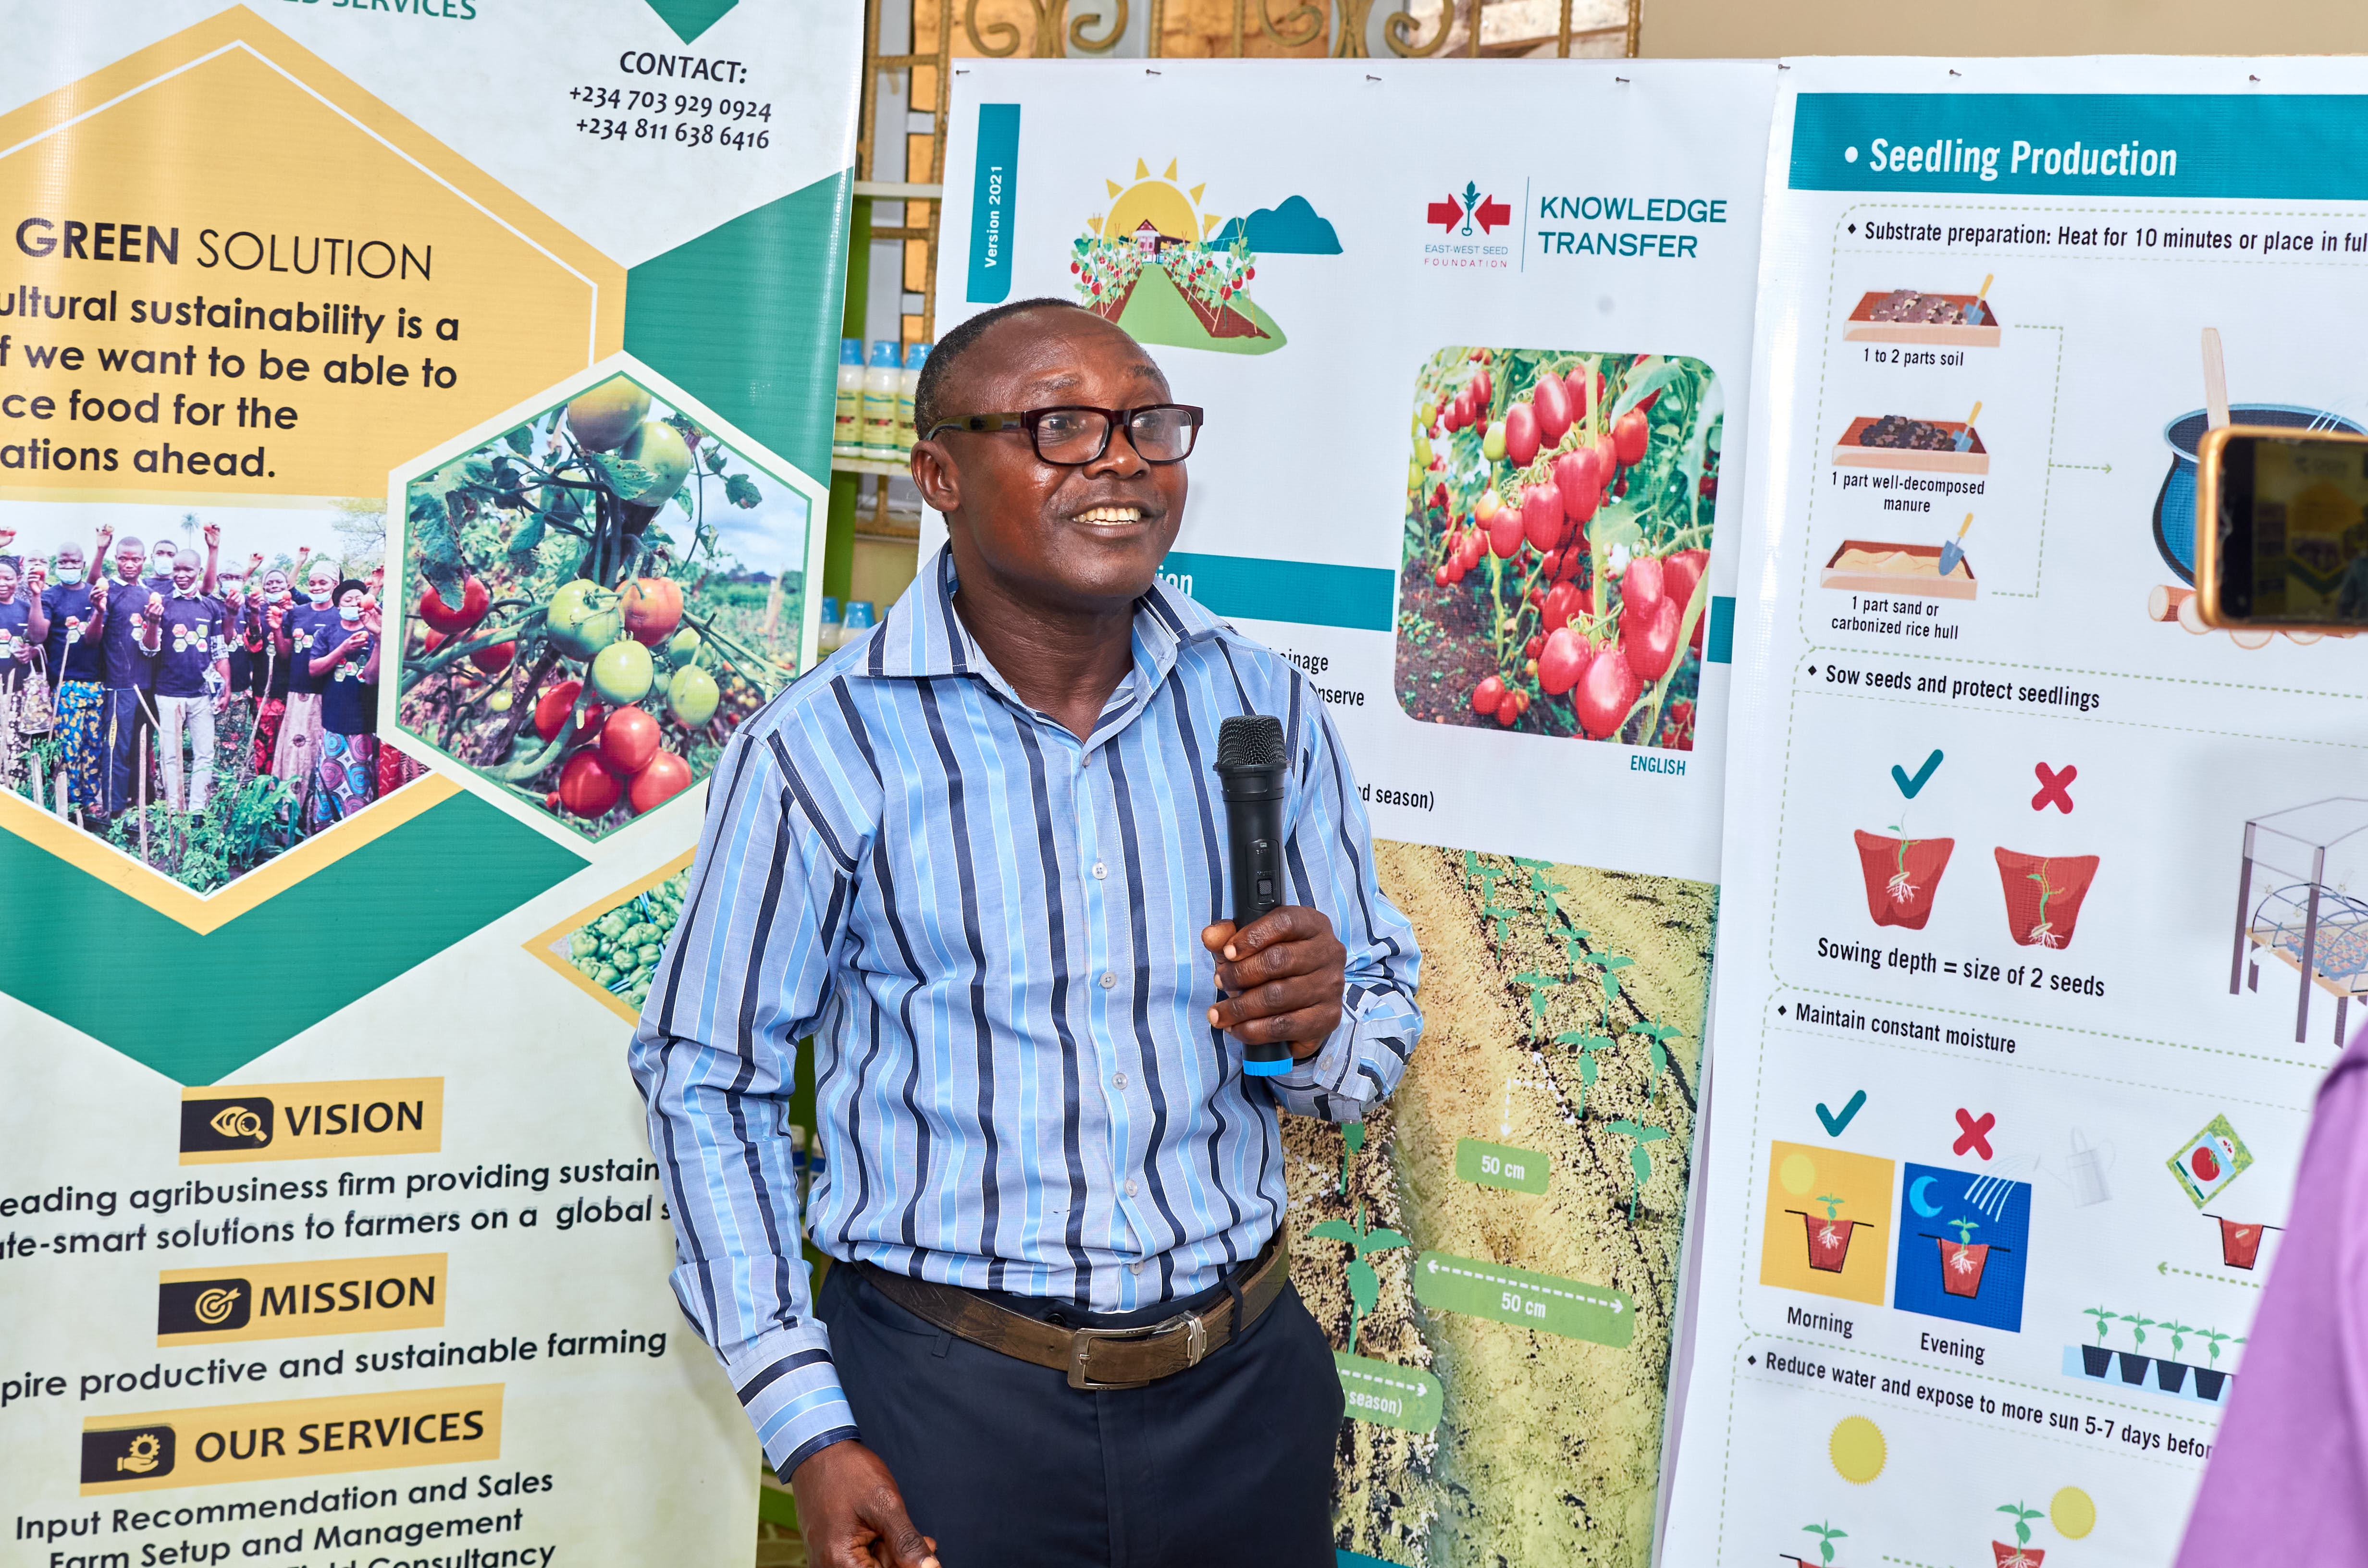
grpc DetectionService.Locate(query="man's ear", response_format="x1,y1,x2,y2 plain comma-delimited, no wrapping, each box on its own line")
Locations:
909,440,960,515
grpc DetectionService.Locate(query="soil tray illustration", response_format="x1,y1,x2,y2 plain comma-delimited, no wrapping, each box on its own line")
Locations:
1843,288,2003,348
1831,415,1990,475
1820,539,1979,601
1854,831,1956,930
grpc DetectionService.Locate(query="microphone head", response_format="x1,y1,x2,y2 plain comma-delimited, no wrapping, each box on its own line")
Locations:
1217,714,1286,772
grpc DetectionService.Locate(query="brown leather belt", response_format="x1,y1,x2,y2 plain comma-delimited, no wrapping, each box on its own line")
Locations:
857,1231,1290,1391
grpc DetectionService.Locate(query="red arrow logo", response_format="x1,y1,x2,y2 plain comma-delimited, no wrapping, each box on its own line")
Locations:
1473,196,1511,233
1427,196,1464,232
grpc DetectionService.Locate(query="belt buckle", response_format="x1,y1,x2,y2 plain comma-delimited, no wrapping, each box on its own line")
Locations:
1065,1310,1208,1391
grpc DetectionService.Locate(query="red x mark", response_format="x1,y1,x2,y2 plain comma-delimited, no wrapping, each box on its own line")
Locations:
1953,1108,1996,1159
2032,762,2076,813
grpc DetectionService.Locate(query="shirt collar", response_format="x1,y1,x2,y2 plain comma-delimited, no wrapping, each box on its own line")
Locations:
861,544,1231,693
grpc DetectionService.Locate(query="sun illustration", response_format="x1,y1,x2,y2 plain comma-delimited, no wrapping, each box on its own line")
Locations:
1088,158,1225,246
1073,159,1283,356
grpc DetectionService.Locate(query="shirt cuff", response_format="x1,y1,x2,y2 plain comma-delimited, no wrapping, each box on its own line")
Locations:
727,1336,859,1478
1277,1006,1359,1098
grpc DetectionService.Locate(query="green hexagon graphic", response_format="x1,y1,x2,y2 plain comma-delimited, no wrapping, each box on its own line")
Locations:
386,356,826,848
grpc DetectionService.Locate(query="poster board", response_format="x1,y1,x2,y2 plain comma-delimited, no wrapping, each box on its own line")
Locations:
0,4,850,1563
1663,56,2368,1568
937,58,1776,1566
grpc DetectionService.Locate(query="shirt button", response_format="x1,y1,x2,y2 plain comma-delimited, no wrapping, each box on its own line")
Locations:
1129,1261,1143,1275
1092,861,1107,880
1123,1179,1138,1197
1114,1072,1128,1090
1099,971,1116,989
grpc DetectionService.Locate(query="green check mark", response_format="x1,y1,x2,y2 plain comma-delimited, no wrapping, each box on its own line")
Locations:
1891,749,1943,798
1816,1090,1867,1138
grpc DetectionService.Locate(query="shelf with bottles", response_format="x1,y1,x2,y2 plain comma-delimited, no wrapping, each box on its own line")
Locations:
832,336,933,471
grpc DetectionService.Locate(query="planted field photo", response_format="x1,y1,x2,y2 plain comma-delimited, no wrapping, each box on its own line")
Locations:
394,373,811,841
1394,348,1719,749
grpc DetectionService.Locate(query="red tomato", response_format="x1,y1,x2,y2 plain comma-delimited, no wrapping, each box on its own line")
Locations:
1431,482,1450,514
620,577,684,646
1614,408,1650,466
1471,369,1492,411
534,680,583,741
598,705,662,775
1504,402,1540,468
1567,366,1606,422
1542,582,1581,632
1664,547,1711,652
629,751,695,813
1521,482,1564,554
1471,675,1505,715
1486,505,1525,558
1623,554,1667,619
1455,529,1485,573
1493,690,1522,727
1524,634,1543,659
419,576,490,635
556,749,622,818
1572,642,1642,739
1554,451,1601,527
1538,627,1590,696
544,791,562,811
469,640,515,676
1433,565,1451,587
1540,549,1561,581
1624,596,1684,682
1533,373,1573,445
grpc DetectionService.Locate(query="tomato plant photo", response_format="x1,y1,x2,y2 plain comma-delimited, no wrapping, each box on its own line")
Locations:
1393,347,1720,749
394,372,814,840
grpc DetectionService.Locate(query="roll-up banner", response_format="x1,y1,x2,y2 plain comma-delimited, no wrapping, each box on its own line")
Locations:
0,5,850,1563
1663,56,2368,1568
937,60,1776,1566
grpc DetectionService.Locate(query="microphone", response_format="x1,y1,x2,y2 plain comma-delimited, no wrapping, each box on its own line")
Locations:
1215,714,1290,1078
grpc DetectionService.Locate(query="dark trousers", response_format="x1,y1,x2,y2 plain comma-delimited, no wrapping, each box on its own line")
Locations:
818,1262,1344,1568
99,686,154,817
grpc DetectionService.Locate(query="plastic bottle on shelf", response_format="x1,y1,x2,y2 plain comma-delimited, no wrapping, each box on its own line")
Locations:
897,342,931,457
833,340,863,458
818,596,842,653
842,600,877,649
862,341,901,461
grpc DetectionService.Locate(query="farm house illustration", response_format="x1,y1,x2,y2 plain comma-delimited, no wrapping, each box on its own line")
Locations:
2230,796,2368,1043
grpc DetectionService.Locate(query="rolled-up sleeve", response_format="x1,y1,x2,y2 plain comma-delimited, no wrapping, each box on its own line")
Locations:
628,722,864,1477
1268,691,1423,1121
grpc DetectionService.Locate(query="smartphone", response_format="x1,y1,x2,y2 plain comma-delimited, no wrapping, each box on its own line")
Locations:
2197,425,2368,631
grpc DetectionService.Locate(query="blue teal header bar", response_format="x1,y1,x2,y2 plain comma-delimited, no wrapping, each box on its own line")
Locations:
965,104,1019,303
1790,94,2368,198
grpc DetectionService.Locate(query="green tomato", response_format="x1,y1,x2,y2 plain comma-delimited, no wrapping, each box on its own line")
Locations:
666,663,720,727
619,421,692,503
667,627,703,665
1415,436,1433,470
1481,421,1507,463
487,689,514,712
546,579,615,660
590,639,655,705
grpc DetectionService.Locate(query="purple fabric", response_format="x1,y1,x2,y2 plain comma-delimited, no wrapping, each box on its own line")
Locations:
2175,1023,2368,1564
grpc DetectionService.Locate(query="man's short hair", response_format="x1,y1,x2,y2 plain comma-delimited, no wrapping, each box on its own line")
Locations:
912,296,1083,442
115,536,144,553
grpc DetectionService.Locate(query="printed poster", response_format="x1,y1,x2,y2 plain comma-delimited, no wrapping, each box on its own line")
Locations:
0,5,850,1565
1662,56,2368,1568
937,59,1778,1566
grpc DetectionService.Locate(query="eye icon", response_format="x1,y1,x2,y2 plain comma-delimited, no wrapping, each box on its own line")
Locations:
193,1286,242,1325
210,1106,265,1143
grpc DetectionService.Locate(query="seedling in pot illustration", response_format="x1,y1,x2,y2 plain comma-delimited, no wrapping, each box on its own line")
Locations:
1926,1214,2011,1299
2156,1320,2198,1394
1788,1192,1870,1272
1628,1015,1682,1108
1994,849,2102,950
2080,1304,2117,1377
1605,1119,1670,1224
1993,1500,2047,1568
2117,1312,2158,1385
1554,1032,1617,1119
2193,1328,2243,1402
1852,825,1956,930
1309,1202,1411,1356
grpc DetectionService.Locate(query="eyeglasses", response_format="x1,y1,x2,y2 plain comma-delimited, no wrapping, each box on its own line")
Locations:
925,404,1203,466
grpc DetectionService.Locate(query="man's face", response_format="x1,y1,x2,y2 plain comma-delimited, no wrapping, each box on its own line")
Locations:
114,543,145,580
55,546,84,582
915,309,1187,616
172,556,200,593
261,571,289,601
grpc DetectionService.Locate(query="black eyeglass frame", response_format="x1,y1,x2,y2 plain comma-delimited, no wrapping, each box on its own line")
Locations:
922,404,1205,466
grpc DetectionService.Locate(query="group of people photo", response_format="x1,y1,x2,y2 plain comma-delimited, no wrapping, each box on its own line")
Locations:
0,507,423,892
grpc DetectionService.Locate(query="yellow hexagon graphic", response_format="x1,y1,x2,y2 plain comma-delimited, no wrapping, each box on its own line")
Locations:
0,7,623,508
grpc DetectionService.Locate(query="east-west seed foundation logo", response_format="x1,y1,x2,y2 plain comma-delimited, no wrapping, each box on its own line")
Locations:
1069,160,1340,358
1427,182,1511,236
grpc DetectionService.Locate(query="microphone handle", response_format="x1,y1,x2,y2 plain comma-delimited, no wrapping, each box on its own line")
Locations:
1226,781,1290,1076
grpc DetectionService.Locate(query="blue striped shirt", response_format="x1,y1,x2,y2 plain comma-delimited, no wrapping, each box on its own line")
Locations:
629,547,1423,1475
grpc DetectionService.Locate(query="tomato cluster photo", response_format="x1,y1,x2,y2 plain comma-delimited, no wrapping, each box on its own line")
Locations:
1393,348,1720,749
395,374,807,839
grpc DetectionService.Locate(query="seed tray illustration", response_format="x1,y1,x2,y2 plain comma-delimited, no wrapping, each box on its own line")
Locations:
1831,415,1990,474
1820,539,1979,600
1843,289,2003,348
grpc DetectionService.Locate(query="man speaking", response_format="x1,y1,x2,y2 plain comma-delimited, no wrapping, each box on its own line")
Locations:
631,299,1421,1565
